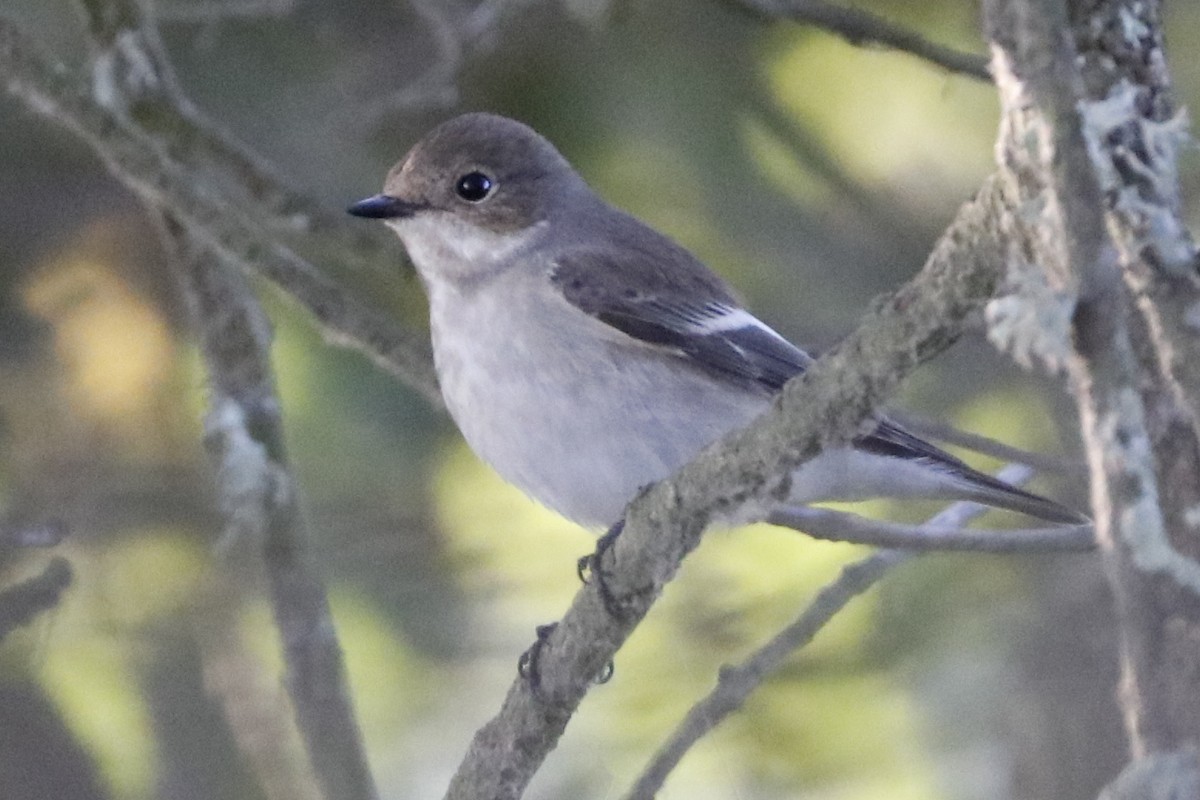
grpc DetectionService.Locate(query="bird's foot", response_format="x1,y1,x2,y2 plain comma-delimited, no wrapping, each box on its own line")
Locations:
577,519,630,620
517,622,613,696
517,623,557,696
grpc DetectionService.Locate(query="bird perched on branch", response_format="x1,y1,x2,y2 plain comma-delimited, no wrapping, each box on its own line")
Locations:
349,112,1084,530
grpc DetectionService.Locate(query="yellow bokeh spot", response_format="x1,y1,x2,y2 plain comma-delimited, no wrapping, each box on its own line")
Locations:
678,524,873,657
433,441,588,631
33,531,205,799
954,387,1058,462
97,531,209,627
40,632,158,800
764,31,996,193
588,138,745,276
233,597,287,674
21,221,181,463
25,257,174,421
743,672,929,782
328,588,436,735
740,114,838,208
260,290,321,422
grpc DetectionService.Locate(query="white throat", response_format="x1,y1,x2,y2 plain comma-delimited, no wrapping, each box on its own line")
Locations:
388,213,548,287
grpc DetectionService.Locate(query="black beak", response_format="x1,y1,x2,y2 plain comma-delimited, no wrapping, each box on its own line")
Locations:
347,194,422,219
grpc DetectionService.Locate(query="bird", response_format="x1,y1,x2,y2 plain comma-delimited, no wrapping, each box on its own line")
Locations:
348,112,1085,530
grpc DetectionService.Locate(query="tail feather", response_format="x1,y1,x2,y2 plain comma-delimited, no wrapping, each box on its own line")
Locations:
858,417,1088,525
951,464,1089,525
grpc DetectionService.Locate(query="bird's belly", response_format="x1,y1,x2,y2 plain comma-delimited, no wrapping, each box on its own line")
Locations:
430,294,763,527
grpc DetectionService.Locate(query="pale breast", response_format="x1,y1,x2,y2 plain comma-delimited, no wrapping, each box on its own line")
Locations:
426,272,766,527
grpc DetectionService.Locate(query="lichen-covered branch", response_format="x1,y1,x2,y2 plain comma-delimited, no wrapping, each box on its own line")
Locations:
56,3,380,794
983,0,1200,763
161,214,377,800
442,174,1012,800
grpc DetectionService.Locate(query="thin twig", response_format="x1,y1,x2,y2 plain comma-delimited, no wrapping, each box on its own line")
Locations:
625,465,1034,800
625,549,910,798
156,0,295,23
886,409,1084,475
729,0,990,81
0,518,69,549
352,0,463,120
767,504,1094,552
0,14,442,406
0,558,73,642
74,0,397,268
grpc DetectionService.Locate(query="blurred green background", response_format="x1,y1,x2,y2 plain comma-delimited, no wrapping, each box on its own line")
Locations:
1,1,1197,798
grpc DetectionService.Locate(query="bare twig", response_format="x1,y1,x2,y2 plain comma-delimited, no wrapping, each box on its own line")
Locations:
156,0,296,23
0,518,69,549
886,408,1083,475
442,174,1012,800
74,0,400,267
729,0,990,81
160,213,377,800
353,0,463,119
348,0,530,124
0,558,73,641
768,504,1093,552
624,464,1035,800
0,14,442,405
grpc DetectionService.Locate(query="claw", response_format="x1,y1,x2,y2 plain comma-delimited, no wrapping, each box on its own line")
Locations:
518,623,559,695
518,622,615,692
580,519,631,620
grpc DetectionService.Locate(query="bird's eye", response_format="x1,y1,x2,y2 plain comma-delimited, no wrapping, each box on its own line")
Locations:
454,172,493,202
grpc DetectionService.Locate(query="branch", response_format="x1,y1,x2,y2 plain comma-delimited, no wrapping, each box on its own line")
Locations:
155,0,296,22
61,8,378,791
885,409,1083,475
160,213,377,800
984,0,1200,757
346,0,526,124
73,0,395,270
0,518,68,549
0,558,73,641
768,504,1093,552
442,173,1012,800
1099,747,1200,800
729,0,990,80
0,14,442,406
351,0,463,120
624,464,1035,800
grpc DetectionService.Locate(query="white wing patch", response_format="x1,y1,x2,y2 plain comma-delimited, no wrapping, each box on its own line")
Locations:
686,305,792,343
